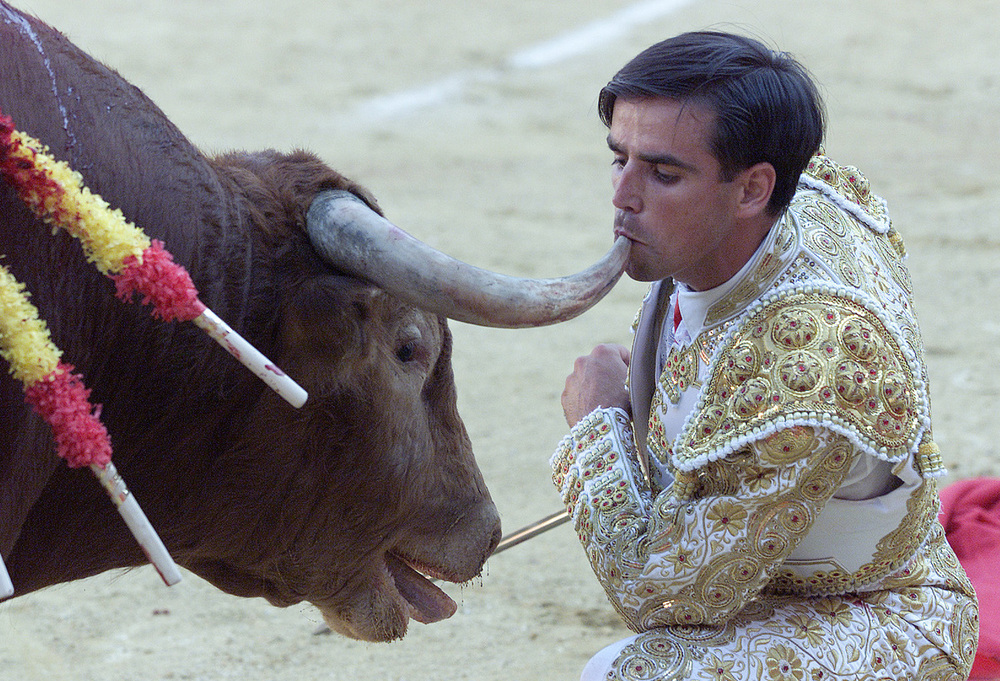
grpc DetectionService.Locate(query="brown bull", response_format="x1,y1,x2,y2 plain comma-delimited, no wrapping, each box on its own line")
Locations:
0,2,626,641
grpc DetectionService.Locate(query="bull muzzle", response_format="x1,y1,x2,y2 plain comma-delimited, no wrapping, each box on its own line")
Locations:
306,190,630,328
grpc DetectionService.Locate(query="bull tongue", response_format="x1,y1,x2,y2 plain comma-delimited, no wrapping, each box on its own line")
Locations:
385,554,457,624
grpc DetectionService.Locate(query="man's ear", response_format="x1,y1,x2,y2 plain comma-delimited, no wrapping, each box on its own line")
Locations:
736,162,776,218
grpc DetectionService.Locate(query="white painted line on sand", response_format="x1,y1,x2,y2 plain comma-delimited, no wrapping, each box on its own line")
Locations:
355,0,695,121
508,0,695,70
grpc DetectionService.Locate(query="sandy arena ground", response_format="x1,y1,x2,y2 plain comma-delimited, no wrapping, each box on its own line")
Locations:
2,1,999,679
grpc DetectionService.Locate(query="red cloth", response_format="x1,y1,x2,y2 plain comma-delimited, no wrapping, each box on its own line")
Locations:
940,478,1000,679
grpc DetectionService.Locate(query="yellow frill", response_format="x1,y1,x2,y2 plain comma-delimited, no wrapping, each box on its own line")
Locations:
11,131,151,275
0,264,61,386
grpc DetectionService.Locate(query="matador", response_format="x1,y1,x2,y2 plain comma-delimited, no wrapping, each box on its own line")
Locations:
552,155,979,680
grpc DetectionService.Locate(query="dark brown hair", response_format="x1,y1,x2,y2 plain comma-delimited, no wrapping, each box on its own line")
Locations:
599,31,825,215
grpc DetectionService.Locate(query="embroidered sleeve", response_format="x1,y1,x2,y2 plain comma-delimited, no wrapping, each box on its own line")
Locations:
551,416,857,631
673,285,934,473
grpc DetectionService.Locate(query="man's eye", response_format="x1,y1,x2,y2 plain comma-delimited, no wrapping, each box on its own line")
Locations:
654,169,680,184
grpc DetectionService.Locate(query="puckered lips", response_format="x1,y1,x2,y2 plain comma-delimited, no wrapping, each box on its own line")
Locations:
384,551,457,624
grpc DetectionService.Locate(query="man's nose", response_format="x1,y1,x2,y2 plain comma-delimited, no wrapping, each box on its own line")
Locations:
612,165,642,213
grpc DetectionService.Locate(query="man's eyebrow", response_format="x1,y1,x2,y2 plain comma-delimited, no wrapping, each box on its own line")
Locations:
606,135,699,173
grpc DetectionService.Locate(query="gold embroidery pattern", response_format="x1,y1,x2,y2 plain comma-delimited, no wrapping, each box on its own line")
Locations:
552,410,627,504
646,324,730,480
662,344,700,403
633,437,853,630
675,287,928,470
770,460,941,596
606,562,976,681
805,154,890,229
795,194,916,329
655,324,729,407
704,218,798,327
603,524,976,680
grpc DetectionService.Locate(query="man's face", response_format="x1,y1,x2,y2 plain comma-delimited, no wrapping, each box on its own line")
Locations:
608,97,756,291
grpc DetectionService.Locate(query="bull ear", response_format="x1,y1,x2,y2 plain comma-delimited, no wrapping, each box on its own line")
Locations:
306,190,630,328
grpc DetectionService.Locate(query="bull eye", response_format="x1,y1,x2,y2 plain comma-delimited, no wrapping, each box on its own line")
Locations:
396,341,417,363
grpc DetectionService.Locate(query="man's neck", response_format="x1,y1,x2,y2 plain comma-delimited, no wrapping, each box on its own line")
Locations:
681,212,780,291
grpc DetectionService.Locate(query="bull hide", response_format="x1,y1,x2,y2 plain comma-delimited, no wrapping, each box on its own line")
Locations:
0,1,501,642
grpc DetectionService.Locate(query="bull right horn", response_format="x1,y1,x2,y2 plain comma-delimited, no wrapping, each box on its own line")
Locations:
306,190,630,329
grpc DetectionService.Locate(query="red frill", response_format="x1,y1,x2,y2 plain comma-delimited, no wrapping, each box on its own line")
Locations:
113,240,206,322
23,364,112,468
0,111,65,212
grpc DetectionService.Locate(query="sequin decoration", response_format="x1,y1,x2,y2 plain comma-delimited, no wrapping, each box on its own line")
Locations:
676,287,928,470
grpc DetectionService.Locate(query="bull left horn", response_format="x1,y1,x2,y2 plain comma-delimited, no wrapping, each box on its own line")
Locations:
306,190,630,328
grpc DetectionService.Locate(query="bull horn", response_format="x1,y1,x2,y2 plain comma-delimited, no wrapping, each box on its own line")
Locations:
306,190,630,328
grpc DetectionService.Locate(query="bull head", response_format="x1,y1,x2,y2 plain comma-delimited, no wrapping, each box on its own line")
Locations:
229,191,626,640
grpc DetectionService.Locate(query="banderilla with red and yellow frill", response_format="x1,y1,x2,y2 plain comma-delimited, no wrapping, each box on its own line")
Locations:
0,110,308,598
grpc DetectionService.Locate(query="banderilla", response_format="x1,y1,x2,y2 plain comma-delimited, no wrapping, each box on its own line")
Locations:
491,509,570,554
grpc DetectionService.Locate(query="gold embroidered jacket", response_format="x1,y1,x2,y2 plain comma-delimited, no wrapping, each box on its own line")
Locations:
551,156,971,633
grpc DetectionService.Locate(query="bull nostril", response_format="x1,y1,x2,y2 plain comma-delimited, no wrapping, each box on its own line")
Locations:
487,522,502,557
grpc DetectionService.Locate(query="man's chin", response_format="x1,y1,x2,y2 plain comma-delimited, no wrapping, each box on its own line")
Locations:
624,261,661,283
